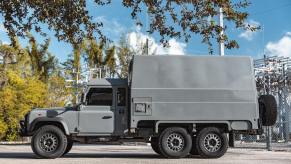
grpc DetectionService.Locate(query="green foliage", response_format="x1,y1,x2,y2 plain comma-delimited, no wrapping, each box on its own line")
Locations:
0,70,48,141
81,39,117,78
122,0,259,54
116,34,134,78
0,0,257,53
26,34,58,82
0,37,69,141
104,45,116,77
47,73,70,107
0,0,110,44
82,39,104,68
80,35,142,78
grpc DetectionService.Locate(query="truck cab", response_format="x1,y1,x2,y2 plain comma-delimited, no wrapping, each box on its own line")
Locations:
78,79,128,136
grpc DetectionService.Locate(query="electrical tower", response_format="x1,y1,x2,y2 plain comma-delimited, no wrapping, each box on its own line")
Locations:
254,55,291,146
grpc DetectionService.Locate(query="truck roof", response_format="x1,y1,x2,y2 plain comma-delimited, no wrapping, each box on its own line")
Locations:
130,55,255,90
87,78,127,86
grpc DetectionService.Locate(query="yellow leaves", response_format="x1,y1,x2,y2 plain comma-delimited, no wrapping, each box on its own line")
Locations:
0,87,16,112
0,121,7,139
0,37,69,141
22,77,48,108
47,75,70,107
6,70,25,88
0,70,49,140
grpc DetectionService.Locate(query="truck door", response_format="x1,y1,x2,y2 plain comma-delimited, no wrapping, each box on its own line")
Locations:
114,87,128,135
78,87,114,134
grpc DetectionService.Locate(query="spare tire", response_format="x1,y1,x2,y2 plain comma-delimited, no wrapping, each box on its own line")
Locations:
258,95,277,126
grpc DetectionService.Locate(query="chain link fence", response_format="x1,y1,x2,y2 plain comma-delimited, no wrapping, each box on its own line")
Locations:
234,56,291,151
234,123,291,151
234,97,291,151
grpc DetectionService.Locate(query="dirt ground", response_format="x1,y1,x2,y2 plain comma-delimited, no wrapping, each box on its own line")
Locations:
0,144,290,164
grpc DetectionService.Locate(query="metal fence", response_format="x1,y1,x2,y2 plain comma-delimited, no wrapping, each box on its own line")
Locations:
234,56,291,150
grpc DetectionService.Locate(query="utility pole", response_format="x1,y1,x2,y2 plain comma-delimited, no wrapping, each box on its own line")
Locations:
145,38,149,55
146,6,150,55
219,7,225,56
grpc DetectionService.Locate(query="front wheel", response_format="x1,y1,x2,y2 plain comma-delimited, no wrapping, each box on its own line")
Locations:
150,137,161,155
196,127,228,158
158,127,192,158
63,138,74,156
31,125,68,159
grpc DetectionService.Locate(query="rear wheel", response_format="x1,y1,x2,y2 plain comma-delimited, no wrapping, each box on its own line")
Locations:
158,127,192,158
31,125,67,159
196,127,228,158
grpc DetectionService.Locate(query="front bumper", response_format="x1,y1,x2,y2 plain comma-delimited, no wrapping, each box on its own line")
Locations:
19,113,30,136
19,120,28,136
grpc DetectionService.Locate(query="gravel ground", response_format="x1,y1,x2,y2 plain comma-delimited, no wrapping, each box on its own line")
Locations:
0,144,290,164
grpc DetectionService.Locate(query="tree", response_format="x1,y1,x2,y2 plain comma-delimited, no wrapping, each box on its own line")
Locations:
0,0,110,44
26,34,57,82
82,39,104,68
1,0,257,53
82,34,151,79
82,39,117,78
0,70,48,141
122,0,258,53
61,54,75,81
116,34,134,78
47,71,70,107
104,45,116,77
0,37,70,141
73,44,82,82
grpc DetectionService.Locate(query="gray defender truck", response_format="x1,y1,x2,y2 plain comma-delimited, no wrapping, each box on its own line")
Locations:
19,55,277,159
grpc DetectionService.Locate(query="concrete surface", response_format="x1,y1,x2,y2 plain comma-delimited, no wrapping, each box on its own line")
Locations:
0,144,290,164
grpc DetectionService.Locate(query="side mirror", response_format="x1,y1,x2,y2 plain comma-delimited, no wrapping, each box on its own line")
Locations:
77,104,82,111
65,102,73,107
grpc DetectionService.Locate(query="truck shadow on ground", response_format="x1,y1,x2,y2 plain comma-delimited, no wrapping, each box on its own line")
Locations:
0,152,201,159
65,153,164,159
0,152,35,159
64,153,202,159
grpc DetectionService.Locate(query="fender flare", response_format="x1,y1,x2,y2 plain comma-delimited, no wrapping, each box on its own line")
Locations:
28,117,70,135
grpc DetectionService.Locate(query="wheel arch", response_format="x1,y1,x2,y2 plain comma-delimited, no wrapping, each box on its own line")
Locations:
29,117,70,135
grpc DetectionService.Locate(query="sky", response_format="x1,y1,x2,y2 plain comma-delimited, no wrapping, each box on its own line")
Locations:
0,0,291,62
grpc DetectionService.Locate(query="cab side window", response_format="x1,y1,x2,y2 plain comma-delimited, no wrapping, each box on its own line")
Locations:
86,88,113,106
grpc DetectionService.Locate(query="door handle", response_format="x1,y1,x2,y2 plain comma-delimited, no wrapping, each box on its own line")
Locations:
102,116,112,119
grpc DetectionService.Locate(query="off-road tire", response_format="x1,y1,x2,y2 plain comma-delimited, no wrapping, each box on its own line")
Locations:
259,95,277,126
31,125,67,159
158,127,192,158
63,138,73,156
196,127,228,158
151,137,161,155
